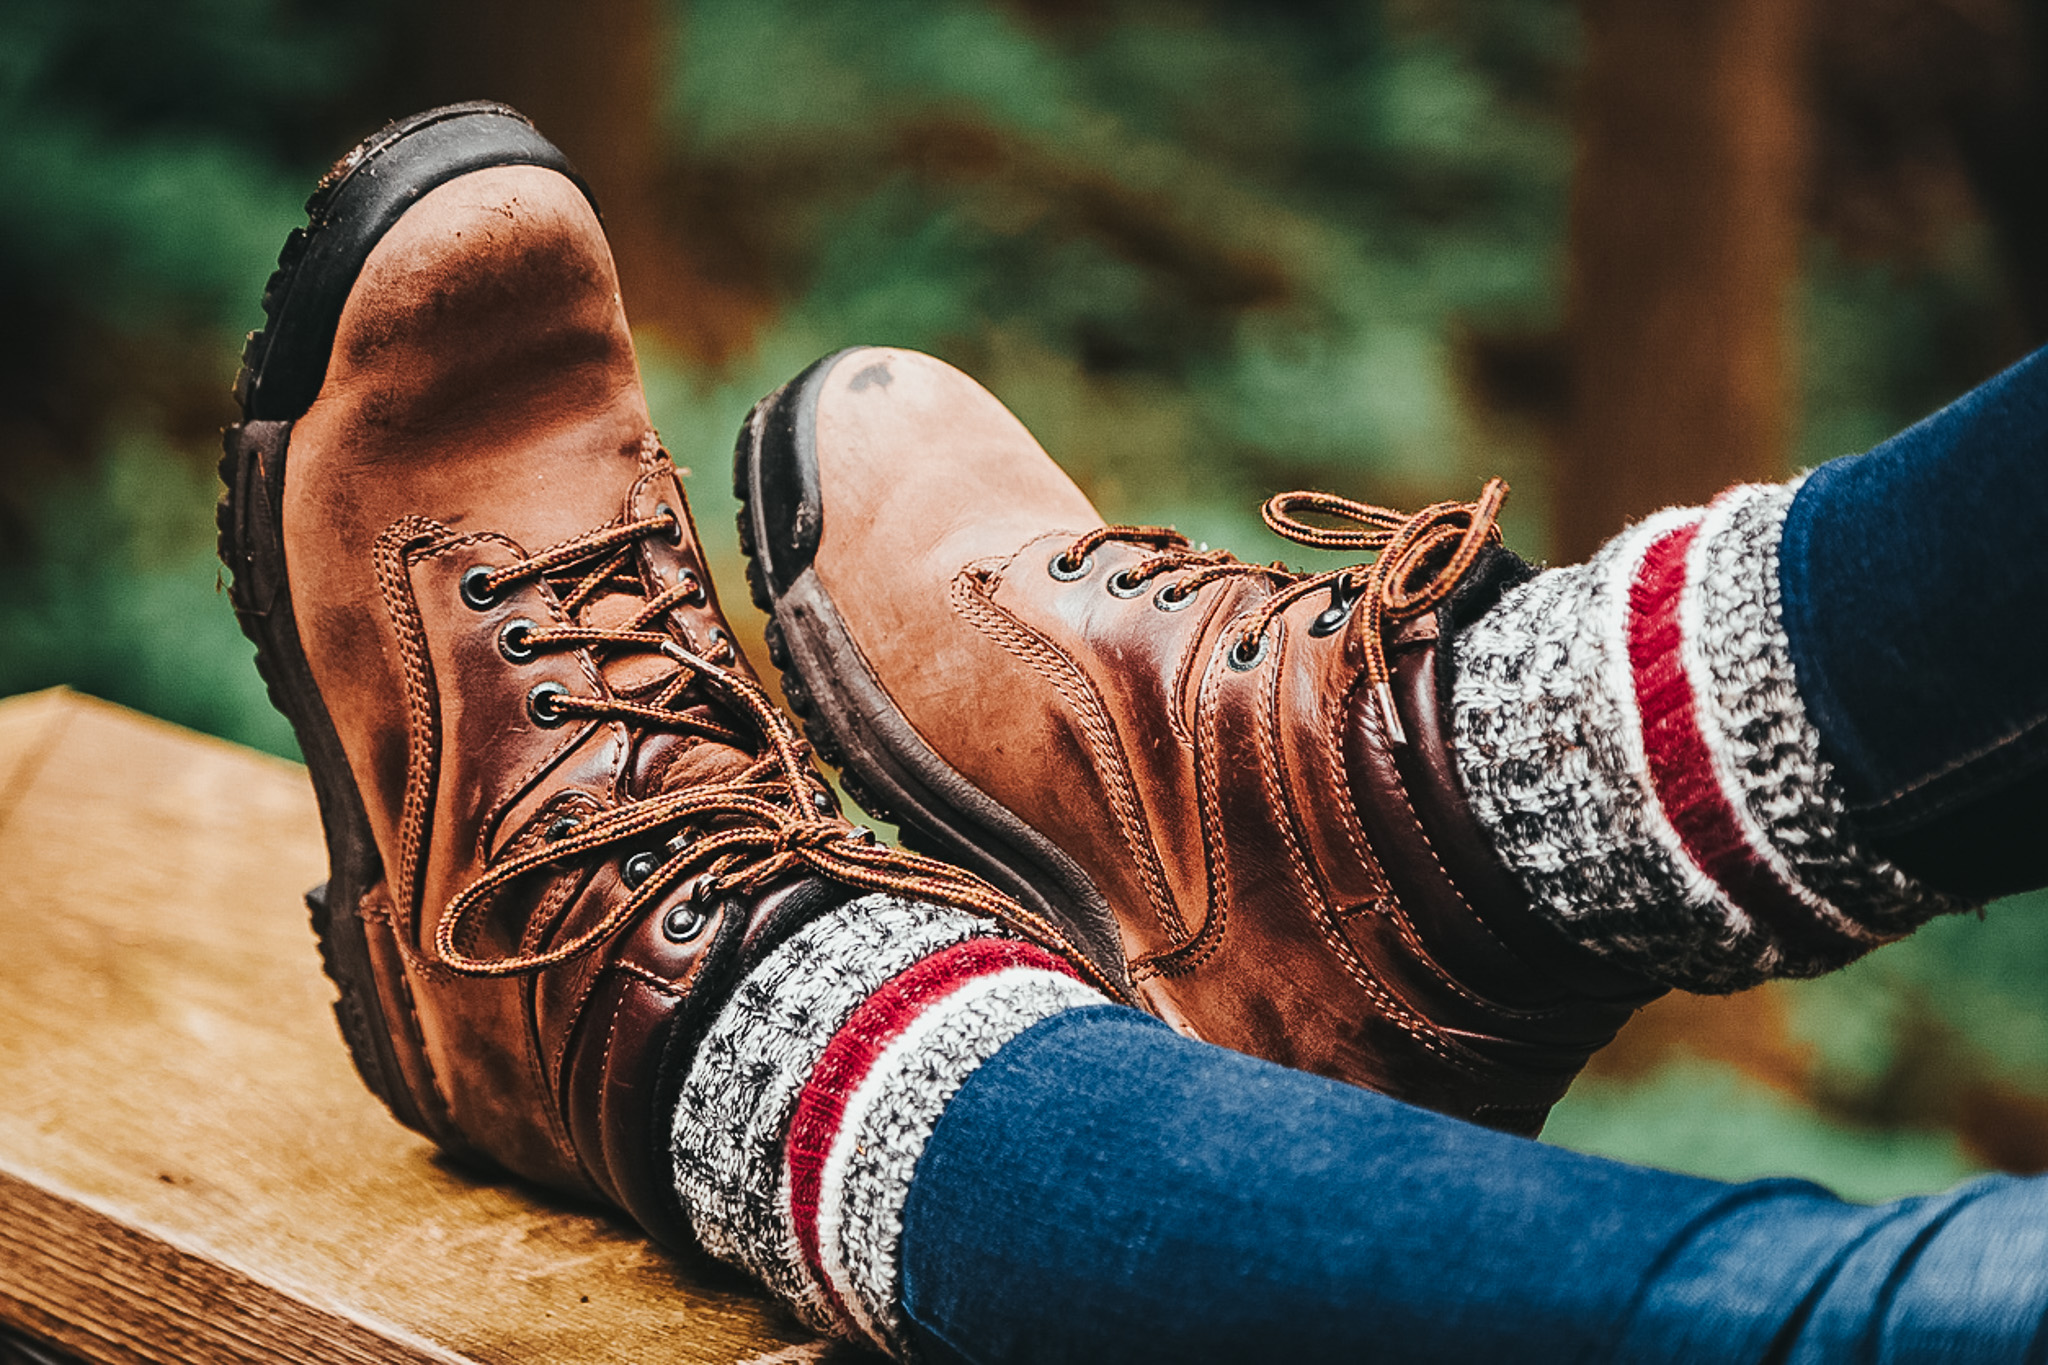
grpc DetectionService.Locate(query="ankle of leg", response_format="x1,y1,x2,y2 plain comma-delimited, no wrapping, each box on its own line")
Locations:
1448,483,1969,992
670,895,1101,1351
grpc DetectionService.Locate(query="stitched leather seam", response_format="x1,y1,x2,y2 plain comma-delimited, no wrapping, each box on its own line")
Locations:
629,455,729,665
404,532,615,872
628,461,668,628
1304,894,1472,1072
951,566,1184,941
1381,899,1571,1022
1136,625,1235,976
1259,626,1358,980
374,515,454,955
613,959,687,997
1359,667,1576,1019
521,859,588,956
484,724,624,874
584,987,636,1194
409,529,638,879
1166,588,1234,749
524,973,582,1174
478,821,584,1173
546,942,614,1098
404,530,609,952
543,958,682,1179
633,430,666,476
1324,668,1387,888
631,463,694,653
1260,639,1471,1066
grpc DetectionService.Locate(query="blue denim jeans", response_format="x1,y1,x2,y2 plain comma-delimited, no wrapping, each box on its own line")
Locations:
895,351,2048,1362
901,1009,2048,1364
1782,346,2048,898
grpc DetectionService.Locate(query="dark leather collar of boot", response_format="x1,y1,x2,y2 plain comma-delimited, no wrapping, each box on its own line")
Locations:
1351,545,1667,1015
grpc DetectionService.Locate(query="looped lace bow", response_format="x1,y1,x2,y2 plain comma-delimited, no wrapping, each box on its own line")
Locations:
406,508,1119,1000
1051,478,1508,744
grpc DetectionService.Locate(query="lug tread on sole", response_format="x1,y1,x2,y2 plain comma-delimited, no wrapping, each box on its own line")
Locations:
219,413,411,1130
305,881,398,1108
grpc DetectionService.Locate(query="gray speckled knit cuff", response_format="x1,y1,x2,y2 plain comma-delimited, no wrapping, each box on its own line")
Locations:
670,894,1101,1353
816,965,1102,1351
1450,482,1969,992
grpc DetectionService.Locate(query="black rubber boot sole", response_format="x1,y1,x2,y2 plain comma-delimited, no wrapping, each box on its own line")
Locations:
215,103,589,1141
731,357,1134,998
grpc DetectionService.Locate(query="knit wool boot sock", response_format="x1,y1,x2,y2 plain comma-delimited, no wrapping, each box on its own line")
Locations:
1449,482,1971,993
671,895,1106,1353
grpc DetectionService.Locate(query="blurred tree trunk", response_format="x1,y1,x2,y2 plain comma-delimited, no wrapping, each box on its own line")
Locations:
1555,0,1810,560
1952,0,2048,343
404,0,768,365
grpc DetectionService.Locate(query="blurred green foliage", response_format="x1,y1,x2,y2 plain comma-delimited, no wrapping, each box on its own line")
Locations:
0,0,341,750
669,0,1580,560
3,0,2046,1202
1544,1060,1981,1205
1553,884,2048,1198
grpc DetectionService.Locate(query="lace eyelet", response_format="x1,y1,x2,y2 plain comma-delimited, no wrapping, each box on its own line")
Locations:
656,502,685,547
526,681,570,727
1227,631,1271,671
1048,550,1093,581
1308,605,1353,638
813,790,836,814
677,567,708,606
662,901,709,943
705,626,736,663
1308,575,1360,638
665,879,723,943
1154,581,1196,612
1106,568,1147,598
460,565,503,610
545,814,582,842
621,850,660,890
498,618,540,663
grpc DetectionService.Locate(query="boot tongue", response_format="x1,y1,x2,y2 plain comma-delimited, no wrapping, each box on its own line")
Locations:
632,729,763,800
578,591,676,694
565,589,767,800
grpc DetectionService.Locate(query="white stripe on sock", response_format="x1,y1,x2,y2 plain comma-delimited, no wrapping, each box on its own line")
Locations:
1676,489,1881,947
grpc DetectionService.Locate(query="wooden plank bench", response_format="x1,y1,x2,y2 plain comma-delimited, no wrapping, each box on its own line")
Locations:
0,688,838,1365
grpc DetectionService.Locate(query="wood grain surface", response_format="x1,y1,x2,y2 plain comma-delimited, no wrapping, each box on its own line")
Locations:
0,688,839,1365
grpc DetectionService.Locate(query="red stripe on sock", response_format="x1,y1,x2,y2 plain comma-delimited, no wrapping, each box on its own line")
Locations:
784,936,1078,1331
1628,523,1857,963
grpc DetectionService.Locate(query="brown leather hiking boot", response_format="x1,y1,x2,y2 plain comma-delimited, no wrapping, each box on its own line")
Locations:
736,347,1666,1134
218,110,1090,1247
